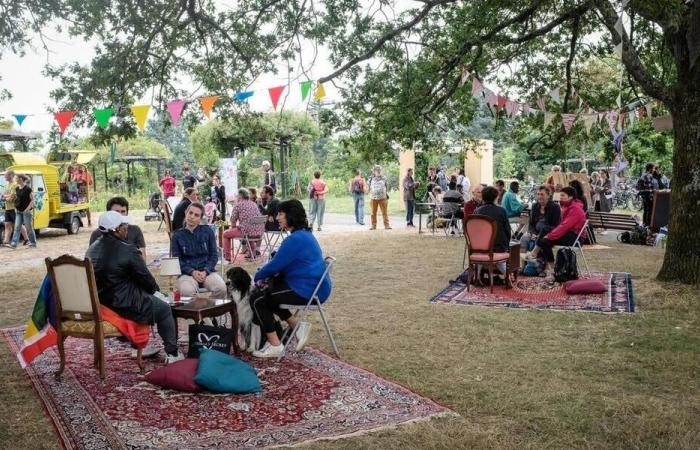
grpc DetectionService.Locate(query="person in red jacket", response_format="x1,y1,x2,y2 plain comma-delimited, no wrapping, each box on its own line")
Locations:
527,186,587,267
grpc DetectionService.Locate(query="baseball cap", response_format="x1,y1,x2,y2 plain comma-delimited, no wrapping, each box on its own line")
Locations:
98,210,132,232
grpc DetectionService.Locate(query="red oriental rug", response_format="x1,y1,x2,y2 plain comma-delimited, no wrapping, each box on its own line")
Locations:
429,272,634,313
1,327,454,450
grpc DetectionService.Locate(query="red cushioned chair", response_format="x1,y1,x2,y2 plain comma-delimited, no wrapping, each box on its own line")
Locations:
463,215,511,293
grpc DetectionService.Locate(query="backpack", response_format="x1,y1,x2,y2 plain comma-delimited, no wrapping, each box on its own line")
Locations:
351,178,363,194
619,225,650,245
554,248,579,282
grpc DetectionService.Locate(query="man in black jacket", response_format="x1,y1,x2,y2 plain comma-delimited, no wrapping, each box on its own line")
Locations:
171,188,199,231
259,185,280,231
475,186,511,253
86,211,183,364
523,185,561,247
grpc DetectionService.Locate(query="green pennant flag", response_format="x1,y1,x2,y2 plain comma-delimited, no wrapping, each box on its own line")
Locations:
300,80,313,101
94,108,113,129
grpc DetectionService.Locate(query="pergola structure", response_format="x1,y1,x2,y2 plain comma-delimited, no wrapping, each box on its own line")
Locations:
111,156,169,196
0,129,40,151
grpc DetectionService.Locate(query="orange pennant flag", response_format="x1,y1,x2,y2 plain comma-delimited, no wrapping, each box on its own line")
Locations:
199,95,218,119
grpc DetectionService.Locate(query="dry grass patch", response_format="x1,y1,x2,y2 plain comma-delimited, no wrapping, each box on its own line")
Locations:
0,229,698,449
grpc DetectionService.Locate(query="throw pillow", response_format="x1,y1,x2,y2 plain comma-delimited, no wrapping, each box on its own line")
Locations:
145,358,203,392
194,348,262,394
564,279,607,295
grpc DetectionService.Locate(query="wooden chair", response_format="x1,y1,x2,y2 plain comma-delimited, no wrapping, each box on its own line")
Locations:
463,215,511,293
159,200,173,239
45,255,144,380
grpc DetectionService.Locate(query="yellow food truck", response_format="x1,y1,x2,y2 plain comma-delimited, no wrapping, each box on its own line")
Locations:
1,152,94,234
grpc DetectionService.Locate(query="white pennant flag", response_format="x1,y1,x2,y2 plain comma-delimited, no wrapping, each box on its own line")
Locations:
460,67,471,87
549,87,561,104
471,78,484,98
583,115,596,134
505,100,518,117
615,17,624,37
614,43,623,57
598,112,606,123
544,112,556,129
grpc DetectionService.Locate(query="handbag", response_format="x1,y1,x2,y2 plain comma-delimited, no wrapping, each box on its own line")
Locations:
187,321,234,358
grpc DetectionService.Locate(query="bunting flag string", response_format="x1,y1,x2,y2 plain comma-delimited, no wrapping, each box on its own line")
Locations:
268,85,286,110
549,87,561,104
13,114,27,127
561,113,577,134
544,112,556,129
198,95,218,119
53,111,75,135
93,108,113,129
582,114,597,134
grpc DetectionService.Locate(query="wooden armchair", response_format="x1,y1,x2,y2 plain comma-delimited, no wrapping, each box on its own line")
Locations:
45,255,144,380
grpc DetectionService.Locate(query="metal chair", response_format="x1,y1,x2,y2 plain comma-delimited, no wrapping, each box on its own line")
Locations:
45,255,144,380
262,229,288,261
557,219,591,276
230,216,266,263
278,256,338,359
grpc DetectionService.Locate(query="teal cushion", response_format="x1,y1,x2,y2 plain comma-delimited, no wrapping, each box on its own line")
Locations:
193,348,262,394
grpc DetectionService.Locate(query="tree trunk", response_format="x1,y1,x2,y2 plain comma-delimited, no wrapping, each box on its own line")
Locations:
656,88,700,284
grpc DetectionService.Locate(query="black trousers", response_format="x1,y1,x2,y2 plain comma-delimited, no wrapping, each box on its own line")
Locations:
538,231,579,262
642,194,654,226
249,278,308,334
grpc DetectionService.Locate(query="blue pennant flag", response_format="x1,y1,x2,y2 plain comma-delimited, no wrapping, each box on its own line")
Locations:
233,91,254,103
13,114,28,126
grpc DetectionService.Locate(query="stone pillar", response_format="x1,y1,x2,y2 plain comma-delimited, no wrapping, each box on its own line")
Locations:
464,139,493,188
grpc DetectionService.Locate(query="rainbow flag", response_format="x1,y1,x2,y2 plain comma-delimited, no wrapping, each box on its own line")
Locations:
17,276,58,368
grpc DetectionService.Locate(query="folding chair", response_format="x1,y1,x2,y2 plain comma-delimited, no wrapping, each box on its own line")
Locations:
278,256,339,359
262,229,288,261
230,216,266,262
558,219,591,276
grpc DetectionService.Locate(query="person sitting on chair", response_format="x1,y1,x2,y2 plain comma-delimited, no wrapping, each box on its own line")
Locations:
172,188,199,231
89,196,146,259
259,185,280,231
86,211,183,363
171,203,227,298
526,186,587,273
473,186,512,283
222,188,266,262
521,185,560,251
249,199,331,358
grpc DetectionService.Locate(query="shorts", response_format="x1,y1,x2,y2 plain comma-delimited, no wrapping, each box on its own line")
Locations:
3,210,15,224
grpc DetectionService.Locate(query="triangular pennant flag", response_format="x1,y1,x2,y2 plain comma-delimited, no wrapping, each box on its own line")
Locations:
166,99,186,126
53,111,76,135
549,87,561,103
583,115,596,134
645,103,653,119
93,108,113,129
544,112,556,129
616,93,622,109
497,95,507,111
607,111,619,133
471,78,483,98
614,17,624,36
561,114,577,134
314,82,326,101
300,81,313,101
486,91,498,107
598,112,606,123
233,91,254,102
130,104,151,132
522,103,531,115
614,42,623,57
537,97,546,111
459,67,471,86
12,114,27,127
198,96,218,119
268,85,286,110
505,100,518,117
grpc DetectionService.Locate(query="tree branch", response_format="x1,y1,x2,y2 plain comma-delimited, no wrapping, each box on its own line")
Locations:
563,17,581,112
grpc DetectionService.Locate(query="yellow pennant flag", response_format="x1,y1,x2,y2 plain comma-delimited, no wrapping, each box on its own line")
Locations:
199,95,218,119
314,82,326,102
130,104,151,132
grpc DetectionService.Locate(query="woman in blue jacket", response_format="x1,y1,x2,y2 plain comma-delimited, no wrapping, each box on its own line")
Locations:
249,199,332,358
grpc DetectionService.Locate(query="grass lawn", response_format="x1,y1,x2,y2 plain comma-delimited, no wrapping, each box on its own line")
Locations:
0,224,697,449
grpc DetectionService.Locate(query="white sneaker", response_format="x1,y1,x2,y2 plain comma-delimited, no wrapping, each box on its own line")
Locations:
294,322,312,351
252,343,284,358
164,351,185,364
132,345,160,358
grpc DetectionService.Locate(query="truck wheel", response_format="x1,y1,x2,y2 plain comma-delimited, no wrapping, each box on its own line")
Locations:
67,216,81,235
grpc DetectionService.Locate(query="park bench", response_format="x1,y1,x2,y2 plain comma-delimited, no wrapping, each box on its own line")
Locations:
587,211,637,231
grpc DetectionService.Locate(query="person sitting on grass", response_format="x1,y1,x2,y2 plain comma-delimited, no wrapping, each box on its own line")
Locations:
222,188,266,262
89,196,146,259
87,211,182,363
526,186,587,275
249,199,331,358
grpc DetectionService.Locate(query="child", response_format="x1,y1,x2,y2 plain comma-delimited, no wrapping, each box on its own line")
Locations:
204,196,218,224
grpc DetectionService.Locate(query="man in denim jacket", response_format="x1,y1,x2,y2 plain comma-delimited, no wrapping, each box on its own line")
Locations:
171,202,227,298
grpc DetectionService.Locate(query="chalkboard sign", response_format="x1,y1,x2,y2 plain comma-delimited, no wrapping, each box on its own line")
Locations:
650,190,671,232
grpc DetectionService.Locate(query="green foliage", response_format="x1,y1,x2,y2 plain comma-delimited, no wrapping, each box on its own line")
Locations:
145,113,195,175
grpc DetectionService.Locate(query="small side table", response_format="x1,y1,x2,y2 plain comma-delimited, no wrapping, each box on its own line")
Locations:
507,241,521,286
171,298,240,354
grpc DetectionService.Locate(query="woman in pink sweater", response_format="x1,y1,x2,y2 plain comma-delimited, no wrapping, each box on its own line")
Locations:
308,171,329,231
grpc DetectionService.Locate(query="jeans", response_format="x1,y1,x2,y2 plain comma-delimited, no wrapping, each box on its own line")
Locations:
405,199,415,225
309,199,326,227
353,193,365,224
150,296,178,355
11,210,36,246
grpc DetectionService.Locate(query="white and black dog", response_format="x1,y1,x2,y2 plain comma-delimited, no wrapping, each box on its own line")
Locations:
225,267,261,352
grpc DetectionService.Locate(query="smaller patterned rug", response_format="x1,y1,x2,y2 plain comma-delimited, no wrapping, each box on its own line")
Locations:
1,328,454,449
429,272,634,313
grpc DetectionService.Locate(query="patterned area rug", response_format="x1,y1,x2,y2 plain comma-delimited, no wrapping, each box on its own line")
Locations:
1,327,454,449
429,272,634,313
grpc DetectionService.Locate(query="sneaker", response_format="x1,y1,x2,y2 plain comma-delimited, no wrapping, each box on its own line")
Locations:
3,243,14,248
317,227,322,232
22,240,29,246
370,226,376,230
294,322,312,351
132,345,160,359
28,243,36,248
385,226,392,230
252,343,284,358
164,351,185,364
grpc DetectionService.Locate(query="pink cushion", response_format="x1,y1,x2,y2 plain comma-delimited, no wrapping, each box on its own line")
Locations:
469,252,510,262
145,358,203,392
564,279,607,295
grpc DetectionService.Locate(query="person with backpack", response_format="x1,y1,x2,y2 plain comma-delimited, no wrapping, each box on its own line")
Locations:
526,186,587,275
307,171,328,232
402,168,420,227
638,163,659,226
368,165,391,230
348,169,366,225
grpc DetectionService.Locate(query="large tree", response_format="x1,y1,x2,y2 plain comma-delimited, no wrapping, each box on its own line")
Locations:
1,0,699,283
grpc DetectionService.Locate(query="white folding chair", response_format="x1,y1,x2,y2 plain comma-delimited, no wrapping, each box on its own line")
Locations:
262,229,288,261
231,216,266,262
558,219,591,276
278,256,338,359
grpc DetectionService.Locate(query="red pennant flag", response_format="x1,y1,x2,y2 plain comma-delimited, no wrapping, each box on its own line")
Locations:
54,111,76,135
268,86,285,110
561,114,577,134
497,95,507,111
